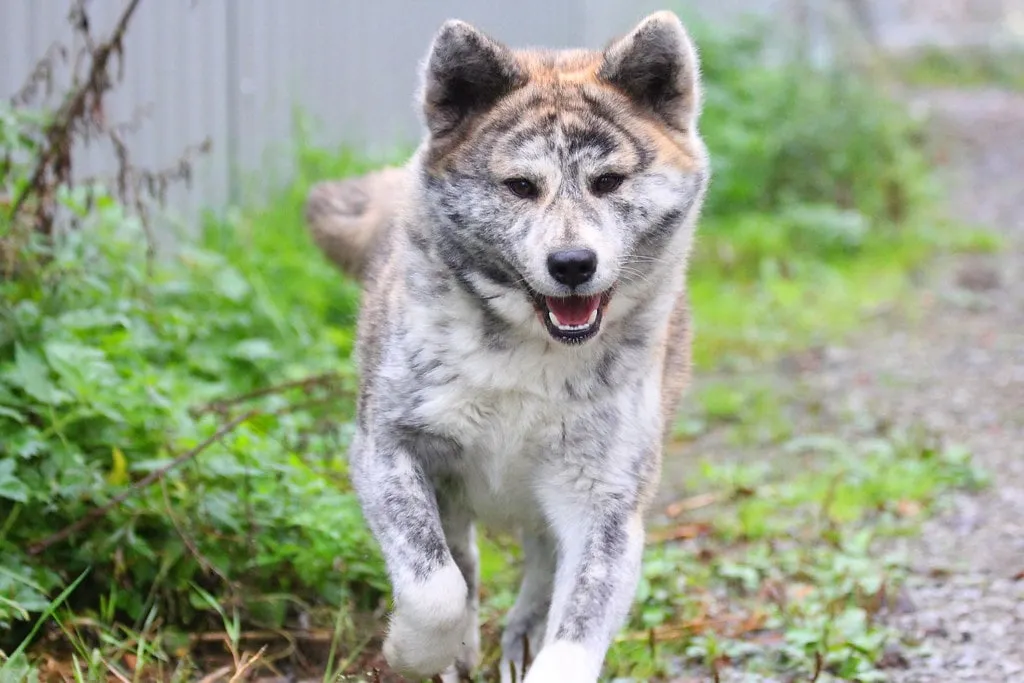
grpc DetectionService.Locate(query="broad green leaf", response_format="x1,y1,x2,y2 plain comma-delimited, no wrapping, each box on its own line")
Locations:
8,345,68,406
0,459,29,503
44,341,119,395
0,406,26,424
229,338,277,362
214,267,251,302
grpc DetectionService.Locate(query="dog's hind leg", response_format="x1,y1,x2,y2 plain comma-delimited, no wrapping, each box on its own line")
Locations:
499,529,556,683
522,508,646,683
439,502,480,683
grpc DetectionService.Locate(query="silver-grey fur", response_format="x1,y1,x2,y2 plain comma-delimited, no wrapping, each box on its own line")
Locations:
303,10,710,682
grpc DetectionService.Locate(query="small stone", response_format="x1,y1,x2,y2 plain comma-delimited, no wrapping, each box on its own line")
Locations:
878,643,911,669
956,263,1002,292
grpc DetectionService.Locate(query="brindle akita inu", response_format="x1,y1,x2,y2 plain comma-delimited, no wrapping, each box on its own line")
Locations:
304,10,710,682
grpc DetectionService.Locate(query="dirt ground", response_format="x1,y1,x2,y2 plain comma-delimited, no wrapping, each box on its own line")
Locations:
660,85,1024,682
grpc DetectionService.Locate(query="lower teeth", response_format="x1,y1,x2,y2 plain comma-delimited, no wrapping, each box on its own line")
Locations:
548,307,600,332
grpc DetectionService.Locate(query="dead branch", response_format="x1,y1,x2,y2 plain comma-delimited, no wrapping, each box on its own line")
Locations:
10,0,144,231
191,372,343,417
5,0,211,267
645,522,714,545
27,411,256,556
160,478,233,586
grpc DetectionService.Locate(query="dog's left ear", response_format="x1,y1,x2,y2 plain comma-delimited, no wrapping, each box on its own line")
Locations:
598,11,702,132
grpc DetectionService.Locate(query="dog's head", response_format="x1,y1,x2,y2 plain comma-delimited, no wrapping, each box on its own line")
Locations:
417,11,710,346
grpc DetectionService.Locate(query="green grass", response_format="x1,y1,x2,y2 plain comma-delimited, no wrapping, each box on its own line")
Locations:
600,424,987,681
891,46,1024,91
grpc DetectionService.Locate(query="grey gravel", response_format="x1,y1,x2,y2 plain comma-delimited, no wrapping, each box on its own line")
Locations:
876,87,1024,683
658,87,1024,682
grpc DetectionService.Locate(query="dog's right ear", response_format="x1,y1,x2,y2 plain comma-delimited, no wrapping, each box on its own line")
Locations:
419,20,526,138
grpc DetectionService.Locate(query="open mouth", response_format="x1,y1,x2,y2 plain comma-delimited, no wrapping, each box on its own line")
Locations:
533,291,613,344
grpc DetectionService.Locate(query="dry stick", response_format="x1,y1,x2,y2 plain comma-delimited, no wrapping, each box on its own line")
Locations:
228,644,268,683
810,649,825,682
192,372,341,416
9,0,144,223
195,665,232,683
160,477,232,586
189,629,335,644
27,411,256,556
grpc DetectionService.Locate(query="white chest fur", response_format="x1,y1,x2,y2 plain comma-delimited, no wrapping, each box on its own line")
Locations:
404,303,605,529
423,382,559,529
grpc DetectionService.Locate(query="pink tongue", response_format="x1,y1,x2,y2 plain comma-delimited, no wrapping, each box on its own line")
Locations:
546,295,601,327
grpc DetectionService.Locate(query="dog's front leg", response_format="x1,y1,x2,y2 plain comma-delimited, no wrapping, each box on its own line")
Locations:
350,436,470,679
523,502,646,683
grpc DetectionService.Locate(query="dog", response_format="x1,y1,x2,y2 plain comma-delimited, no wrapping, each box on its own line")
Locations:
303,10,710,681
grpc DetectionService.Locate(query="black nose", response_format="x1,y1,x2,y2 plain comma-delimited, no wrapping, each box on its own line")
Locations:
547,248,598,287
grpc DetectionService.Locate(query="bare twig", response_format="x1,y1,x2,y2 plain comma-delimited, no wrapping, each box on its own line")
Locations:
189,628,334,644
617,611,766,643
810,649,825,682
160,478,232,586
28,411,255,555
10,0,144,229
196,665,232,683
6,0,211,270
646,522,714,545
191,372,342,417
228,644,267,683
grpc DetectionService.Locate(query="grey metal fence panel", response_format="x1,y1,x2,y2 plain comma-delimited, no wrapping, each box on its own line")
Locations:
3,0,1019,226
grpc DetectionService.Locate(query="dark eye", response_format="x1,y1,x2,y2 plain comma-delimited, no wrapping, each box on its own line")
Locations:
591,173,625,196
504,178,539,199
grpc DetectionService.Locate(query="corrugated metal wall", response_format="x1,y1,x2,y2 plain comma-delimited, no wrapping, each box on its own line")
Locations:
1,1,1018,224
0,0,665,223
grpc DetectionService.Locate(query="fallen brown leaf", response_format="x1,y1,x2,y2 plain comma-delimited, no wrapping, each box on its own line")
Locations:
618,610,765,644
789,583,817,603
664,492,723,518
646,522,713,545
896,499,923,518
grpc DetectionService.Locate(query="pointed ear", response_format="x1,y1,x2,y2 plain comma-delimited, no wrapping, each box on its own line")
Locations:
598,11,702,131
420,20,527,138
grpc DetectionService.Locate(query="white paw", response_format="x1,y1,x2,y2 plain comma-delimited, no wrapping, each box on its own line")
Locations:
383,564,471,677
523,641,600,683
439,665,463,683
439,613,480,682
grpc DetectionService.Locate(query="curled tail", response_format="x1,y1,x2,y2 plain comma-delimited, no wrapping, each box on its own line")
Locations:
303,166,408,283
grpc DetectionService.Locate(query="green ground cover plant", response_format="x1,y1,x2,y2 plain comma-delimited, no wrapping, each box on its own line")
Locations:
890,45,1024,91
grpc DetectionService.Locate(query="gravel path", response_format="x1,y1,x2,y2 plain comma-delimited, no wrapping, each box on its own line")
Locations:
658,86,1024,682
877,87,1024,683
